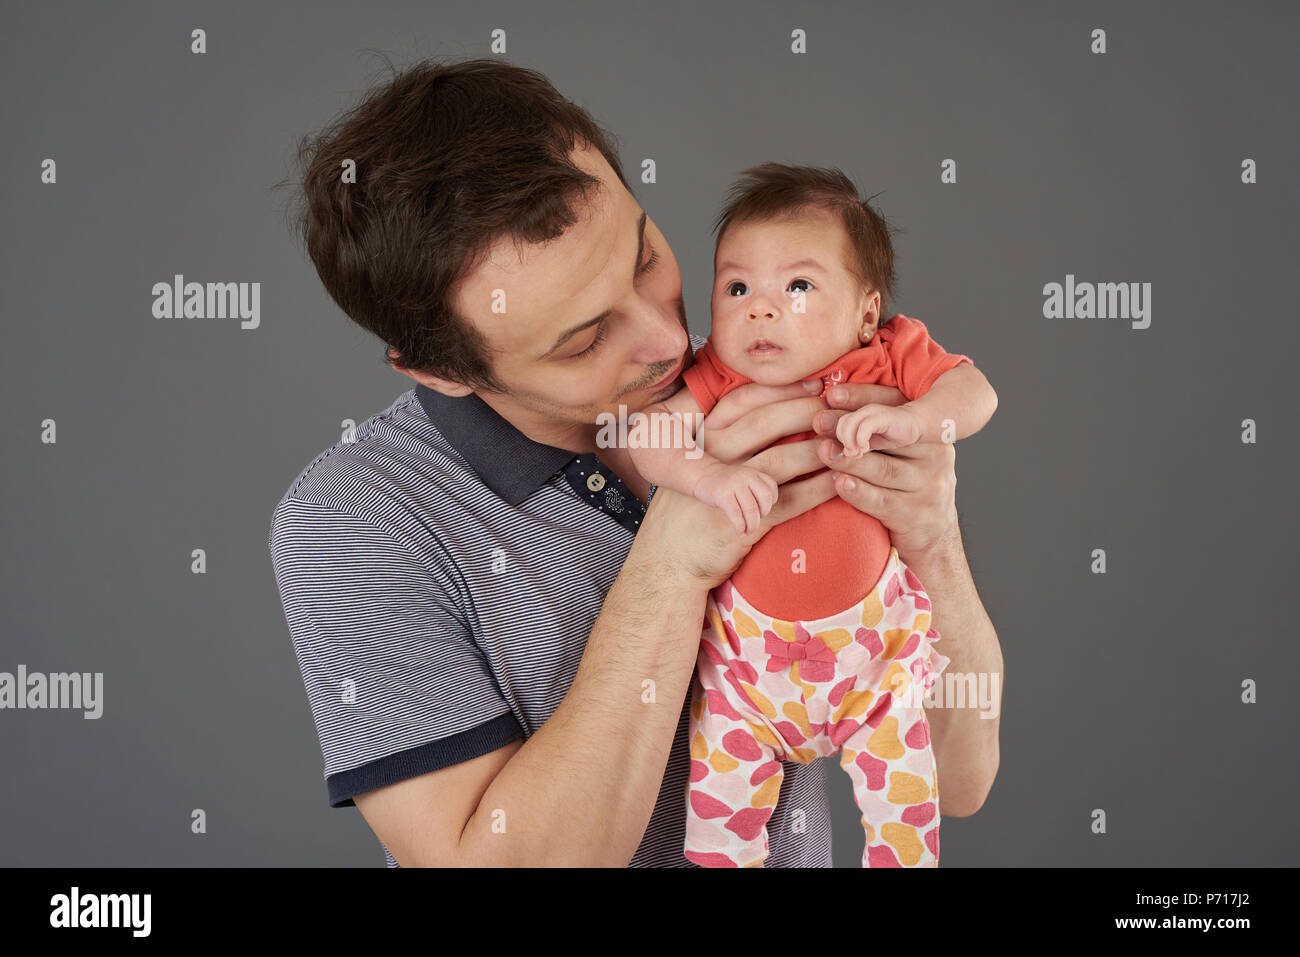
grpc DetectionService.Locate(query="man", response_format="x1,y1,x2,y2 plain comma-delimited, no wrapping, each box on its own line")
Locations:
269,57,1002,866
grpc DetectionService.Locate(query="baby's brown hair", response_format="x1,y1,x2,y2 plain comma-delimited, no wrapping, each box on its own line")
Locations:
712,163,900,318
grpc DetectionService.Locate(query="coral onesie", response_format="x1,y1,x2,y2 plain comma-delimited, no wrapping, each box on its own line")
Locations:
681,313,972,621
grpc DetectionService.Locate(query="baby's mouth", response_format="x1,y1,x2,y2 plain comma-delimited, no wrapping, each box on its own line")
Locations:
747,340,783,356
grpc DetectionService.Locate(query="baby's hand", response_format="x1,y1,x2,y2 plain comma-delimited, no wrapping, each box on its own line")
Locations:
692,464,779,535
835,403,923,456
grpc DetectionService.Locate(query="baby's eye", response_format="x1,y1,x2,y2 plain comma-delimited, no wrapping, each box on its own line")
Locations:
788,279,814,294
726,281,748,296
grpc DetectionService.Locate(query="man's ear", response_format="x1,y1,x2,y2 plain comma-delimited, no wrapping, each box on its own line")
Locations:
392,362,474,397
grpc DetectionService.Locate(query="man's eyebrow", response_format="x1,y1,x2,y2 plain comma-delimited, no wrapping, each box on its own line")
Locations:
538,208,648,360
715,257,826,275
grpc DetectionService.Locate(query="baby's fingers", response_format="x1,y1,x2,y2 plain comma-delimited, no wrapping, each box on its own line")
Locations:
838,407,883,456
723,500,747,535
852,417,882,456
835,409,865,454
736,490,761,535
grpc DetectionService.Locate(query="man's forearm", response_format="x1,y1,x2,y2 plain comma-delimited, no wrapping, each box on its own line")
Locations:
455,540,706,866
899,520,1003,817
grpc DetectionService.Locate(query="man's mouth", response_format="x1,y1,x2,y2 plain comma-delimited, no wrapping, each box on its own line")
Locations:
647,356,685,391
747,340,783,356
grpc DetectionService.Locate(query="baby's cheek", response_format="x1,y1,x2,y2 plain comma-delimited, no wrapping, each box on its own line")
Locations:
708,323,745,364
710,307,740,341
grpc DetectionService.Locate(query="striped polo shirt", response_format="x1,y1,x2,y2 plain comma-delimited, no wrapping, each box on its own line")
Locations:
268,332,833,867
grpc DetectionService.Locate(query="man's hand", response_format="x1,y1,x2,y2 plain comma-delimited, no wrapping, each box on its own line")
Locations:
637,378,836,590
812,382,959,559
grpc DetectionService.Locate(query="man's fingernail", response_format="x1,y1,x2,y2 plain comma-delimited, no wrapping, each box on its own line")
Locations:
803,378,822,393
813,412,827,431
842,477,856,491
828,386,845,403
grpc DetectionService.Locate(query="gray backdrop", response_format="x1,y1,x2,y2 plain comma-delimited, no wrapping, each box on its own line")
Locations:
2,0,1296,866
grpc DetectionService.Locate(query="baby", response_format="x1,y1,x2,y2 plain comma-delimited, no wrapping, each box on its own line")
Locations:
629,164,997,867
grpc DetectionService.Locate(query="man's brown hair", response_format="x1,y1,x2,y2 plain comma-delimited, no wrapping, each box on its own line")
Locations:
289,57,629,393
712,163,901,318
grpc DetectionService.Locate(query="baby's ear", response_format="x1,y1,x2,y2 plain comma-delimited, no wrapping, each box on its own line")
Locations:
858,289,882,339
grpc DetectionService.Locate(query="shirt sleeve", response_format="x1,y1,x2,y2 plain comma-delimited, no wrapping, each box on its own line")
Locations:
879,314,973,401
269,496,523,808
681,340,736,414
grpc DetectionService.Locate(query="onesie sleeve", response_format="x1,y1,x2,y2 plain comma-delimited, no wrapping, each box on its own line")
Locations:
681,340,733,414
878,314,973,401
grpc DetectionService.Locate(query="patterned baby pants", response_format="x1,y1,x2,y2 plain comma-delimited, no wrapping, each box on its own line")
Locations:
684,547,950,868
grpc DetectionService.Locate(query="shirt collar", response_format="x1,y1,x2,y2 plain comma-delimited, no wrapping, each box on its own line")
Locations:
414,385,577,506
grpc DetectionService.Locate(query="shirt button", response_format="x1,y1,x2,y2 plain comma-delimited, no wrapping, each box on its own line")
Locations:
586,473,606,492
